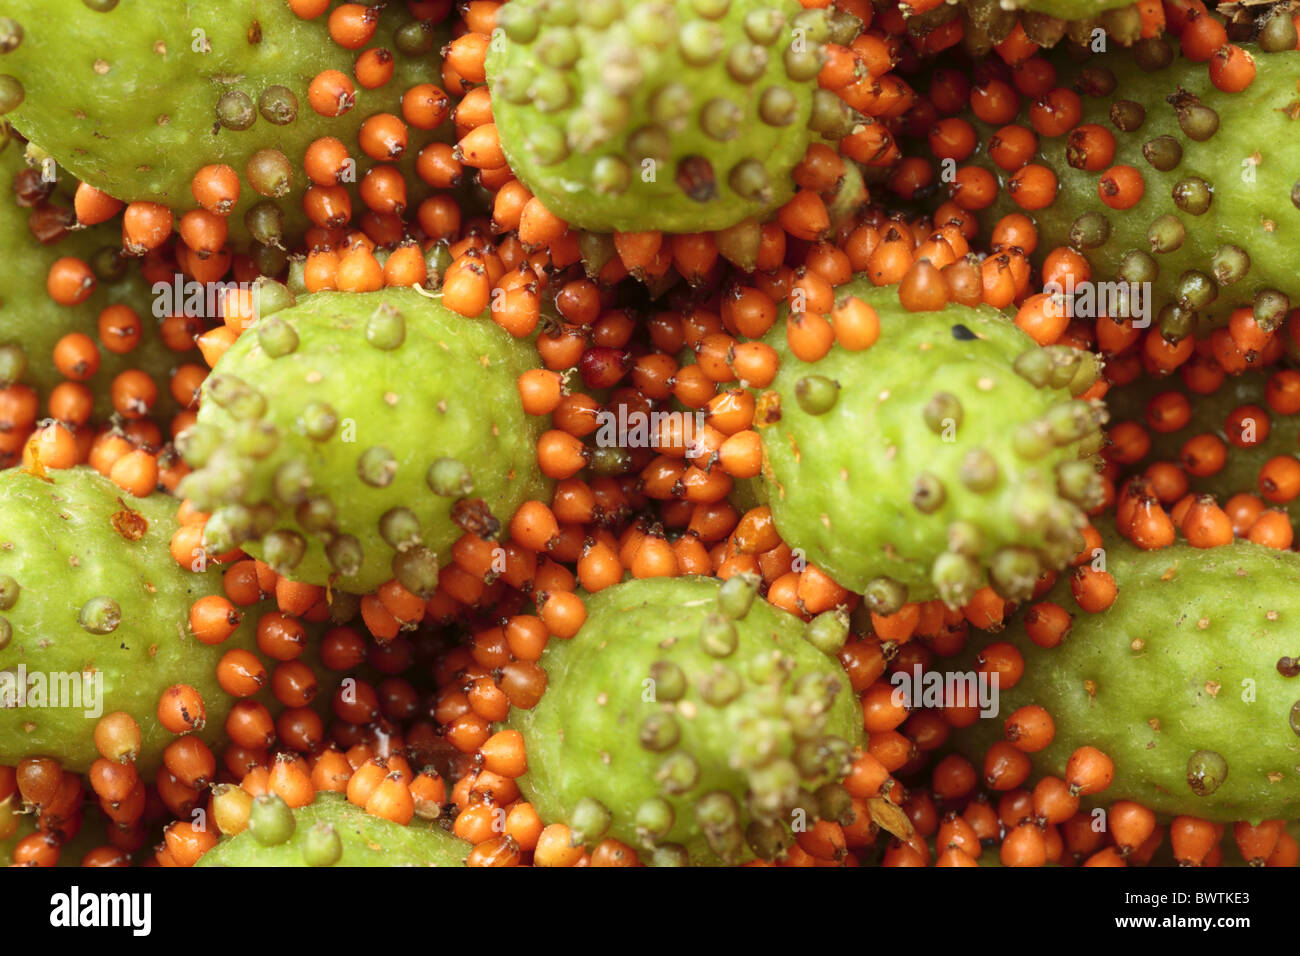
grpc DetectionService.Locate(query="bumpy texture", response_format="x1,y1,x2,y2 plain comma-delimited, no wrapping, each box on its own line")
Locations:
0,466,264,775
955,529,1300,820
179,288,550,593
971,44,1300,329
485,0,862,233
197,792,468,867
1,0,447,245
0,137,198,419
510,576,863,865
758,279,1103,605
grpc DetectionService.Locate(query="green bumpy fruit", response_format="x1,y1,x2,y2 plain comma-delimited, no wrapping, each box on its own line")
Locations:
510,576,863,866
0,0,448,246
969,42,1300,331
758,279,1104,606
954,527,1300,821
0,136,198,422
1108,370,1300,523
0,466,266,776
197,792,468,867
178,288,549,594
484,0,863,233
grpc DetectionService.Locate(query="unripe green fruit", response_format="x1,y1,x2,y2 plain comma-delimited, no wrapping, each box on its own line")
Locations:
180,289,549,593
197,792,468,867
757,279,1099,604
953,527,1300,821
3,0,452,246
509,576,863,865
0,466,265,775
486,0,860,233
966,43,1300,329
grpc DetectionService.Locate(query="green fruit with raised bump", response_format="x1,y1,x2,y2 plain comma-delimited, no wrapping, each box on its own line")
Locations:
485,0,863,233
510,575,863,866
197,792,469,867
963,42,1300,331
179,288,549,593
0,466,265,776
1,0,450,247
954,526,1300,821
757,278,1102,606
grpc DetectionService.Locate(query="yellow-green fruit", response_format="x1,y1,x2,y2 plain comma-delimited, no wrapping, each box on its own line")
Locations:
1,0,453,247
197,792,469,867
953,528,1300,821
758,279,1103,605
179,288,549,593
485,0,863,233
511,576,863,866
0,466,266,775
